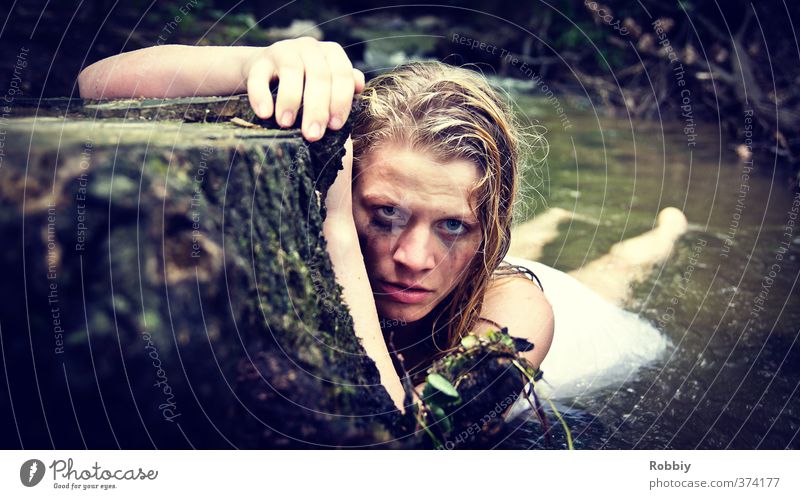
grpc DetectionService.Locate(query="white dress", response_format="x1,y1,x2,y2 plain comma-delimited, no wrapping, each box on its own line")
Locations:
500,256,670,404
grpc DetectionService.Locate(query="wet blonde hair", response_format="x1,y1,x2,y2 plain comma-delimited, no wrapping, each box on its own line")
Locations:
351,60,539,355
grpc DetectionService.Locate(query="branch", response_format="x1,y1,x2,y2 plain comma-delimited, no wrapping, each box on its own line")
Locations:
735,8,754,41
694,12,729,42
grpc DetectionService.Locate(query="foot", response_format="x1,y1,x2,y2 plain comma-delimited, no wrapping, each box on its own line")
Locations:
656,206,689,237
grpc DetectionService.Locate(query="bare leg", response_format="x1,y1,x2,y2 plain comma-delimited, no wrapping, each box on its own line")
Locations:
509,206,689,307
508,207,575,260
567,207,688,307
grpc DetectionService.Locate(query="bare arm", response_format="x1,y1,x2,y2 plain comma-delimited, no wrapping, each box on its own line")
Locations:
324,138,408,413
78,39,365,142
476,276,554,370
77,45,255,100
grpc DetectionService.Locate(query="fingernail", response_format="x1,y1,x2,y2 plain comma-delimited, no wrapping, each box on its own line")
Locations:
308,122,321,139
280,111,293,127
329,116,343,129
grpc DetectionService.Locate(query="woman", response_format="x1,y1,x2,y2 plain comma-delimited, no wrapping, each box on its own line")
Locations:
342,60,557,402
79,37,684,413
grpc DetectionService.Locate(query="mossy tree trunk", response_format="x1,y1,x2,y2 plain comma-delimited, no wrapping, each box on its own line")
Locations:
0,96,410,449
0,96,530,450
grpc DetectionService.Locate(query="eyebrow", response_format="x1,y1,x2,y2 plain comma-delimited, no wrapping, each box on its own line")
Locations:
362,193,398,205
361,192,478,222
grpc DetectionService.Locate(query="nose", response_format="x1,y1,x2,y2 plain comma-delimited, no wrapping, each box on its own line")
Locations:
392,224,436,272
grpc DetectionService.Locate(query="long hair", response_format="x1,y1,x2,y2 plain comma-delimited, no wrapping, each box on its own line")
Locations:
350,60,542,355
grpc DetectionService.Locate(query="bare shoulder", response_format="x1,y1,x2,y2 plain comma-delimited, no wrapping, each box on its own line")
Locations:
476,274,555,368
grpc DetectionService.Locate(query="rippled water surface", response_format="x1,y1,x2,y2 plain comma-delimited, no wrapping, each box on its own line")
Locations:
500,92,800,449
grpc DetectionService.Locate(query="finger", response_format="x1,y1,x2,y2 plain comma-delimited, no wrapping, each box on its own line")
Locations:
343,135,353,173
271,49,305,128
353,68,366,94
246,57,276,119
298,41,332,141
322,42,355,130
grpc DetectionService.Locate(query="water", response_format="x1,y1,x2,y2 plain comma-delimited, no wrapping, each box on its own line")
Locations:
500,92,800,449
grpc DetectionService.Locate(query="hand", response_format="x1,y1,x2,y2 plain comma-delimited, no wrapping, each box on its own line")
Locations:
242,37,366,142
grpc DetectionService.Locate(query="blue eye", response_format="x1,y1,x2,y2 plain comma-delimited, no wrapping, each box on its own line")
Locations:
373,206,406,229
441,219,468,236
379,206,399,217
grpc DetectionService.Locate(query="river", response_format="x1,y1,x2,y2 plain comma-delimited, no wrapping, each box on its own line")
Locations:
499,91,800,449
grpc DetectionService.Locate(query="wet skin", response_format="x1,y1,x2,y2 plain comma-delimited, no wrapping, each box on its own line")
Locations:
352,143,484,373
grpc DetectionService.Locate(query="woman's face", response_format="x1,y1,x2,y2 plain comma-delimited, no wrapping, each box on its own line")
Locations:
352,143,483,323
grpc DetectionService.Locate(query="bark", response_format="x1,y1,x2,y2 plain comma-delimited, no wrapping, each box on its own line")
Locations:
0,96,528,449
0,96,410,449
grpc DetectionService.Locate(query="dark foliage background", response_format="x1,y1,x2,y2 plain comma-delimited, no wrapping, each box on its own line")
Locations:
2,0,798,180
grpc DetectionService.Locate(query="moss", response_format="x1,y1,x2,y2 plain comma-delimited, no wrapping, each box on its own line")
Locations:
1,96,537,449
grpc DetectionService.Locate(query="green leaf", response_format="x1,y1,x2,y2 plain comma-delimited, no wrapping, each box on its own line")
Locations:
430,405,452,433
426,373,460,398
484,329,500,342
460,335,479,349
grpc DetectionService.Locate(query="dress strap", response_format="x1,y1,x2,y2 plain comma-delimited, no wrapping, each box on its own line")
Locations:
476,316,503,331
493,260,544,292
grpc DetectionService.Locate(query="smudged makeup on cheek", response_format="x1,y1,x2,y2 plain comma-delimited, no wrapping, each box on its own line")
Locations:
351,144,484,322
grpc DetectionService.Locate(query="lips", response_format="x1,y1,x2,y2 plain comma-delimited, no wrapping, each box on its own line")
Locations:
375,280,433,304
